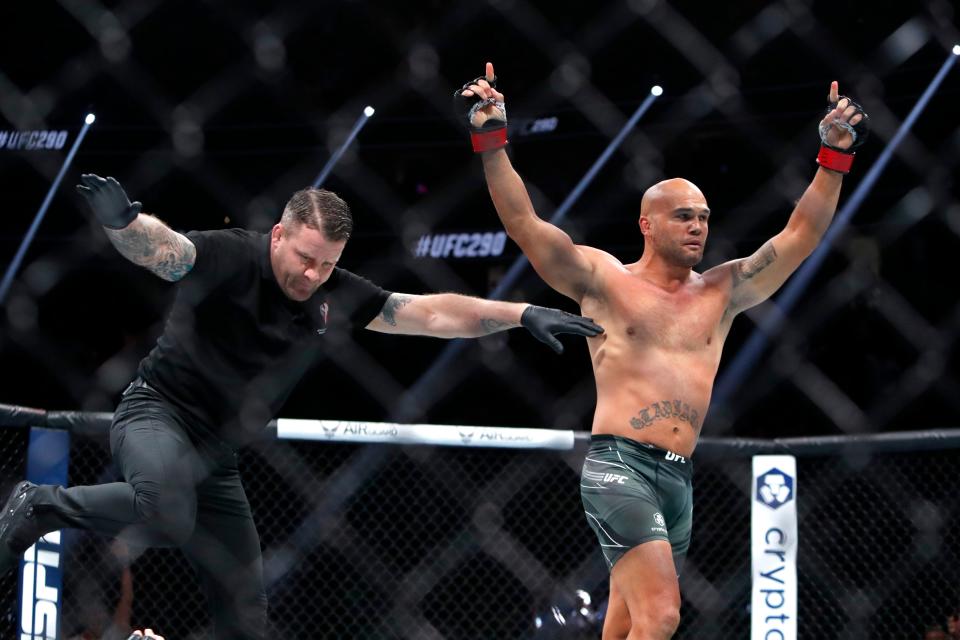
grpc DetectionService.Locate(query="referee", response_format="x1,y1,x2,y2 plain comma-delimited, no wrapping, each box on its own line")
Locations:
0,175,603,639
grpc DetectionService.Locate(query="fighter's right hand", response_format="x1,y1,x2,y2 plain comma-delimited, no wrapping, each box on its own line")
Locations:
454,61,508,153
76,174,142,230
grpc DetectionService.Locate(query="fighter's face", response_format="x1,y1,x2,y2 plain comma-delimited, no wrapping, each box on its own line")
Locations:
270,222,345,301
642,191,710,267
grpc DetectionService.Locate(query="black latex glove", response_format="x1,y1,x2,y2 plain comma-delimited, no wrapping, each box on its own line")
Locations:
520,305,604,354
76,173,142,229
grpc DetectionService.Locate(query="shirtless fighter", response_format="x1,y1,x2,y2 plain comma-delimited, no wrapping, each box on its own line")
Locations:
456,62,868,639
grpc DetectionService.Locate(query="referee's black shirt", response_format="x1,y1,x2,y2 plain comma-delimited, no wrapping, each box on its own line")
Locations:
137,229,391,447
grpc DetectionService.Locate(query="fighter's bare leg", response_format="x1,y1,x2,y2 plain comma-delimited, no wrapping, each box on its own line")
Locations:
603,575,632,640
608,540,680,640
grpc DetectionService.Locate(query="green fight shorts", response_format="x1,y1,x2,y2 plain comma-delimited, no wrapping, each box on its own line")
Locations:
580,434,694,575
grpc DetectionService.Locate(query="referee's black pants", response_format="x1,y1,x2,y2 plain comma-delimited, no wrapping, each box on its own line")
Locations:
31,382,267,640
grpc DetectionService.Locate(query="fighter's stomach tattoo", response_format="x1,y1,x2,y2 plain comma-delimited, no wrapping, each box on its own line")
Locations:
629,399,700,431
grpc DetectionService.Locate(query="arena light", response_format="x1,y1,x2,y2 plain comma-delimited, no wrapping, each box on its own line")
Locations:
0,112,97,304
651,85,663,96
953,44,959,56
312,105,376,187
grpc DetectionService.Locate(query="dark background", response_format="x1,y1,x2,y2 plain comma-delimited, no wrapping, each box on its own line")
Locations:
1,0,959,440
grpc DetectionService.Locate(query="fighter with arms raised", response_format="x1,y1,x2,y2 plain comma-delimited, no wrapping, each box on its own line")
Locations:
457,62,867,639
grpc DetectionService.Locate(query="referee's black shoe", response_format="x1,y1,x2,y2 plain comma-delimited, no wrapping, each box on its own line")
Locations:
0,481,45,574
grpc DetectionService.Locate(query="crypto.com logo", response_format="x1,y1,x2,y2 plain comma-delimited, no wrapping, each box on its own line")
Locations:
756,468,794,510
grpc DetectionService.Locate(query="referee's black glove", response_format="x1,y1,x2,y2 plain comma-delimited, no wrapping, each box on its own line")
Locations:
521,305,604,354
77,173,142,229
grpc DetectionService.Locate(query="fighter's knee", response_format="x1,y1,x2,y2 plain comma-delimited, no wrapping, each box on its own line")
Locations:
659,606,681,635
640,604,680,638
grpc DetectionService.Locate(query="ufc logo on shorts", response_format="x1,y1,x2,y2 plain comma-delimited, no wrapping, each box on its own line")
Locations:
602,473,627,484
665,451,686,463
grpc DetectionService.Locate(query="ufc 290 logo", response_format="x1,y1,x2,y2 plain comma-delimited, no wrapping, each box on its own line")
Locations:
413,231,507,259
0,130,68,151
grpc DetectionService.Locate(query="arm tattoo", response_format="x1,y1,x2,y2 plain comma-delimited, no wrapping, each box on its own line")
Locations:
628,399,700,432
105,216,196,282
480,318,511,334
380,294,412,326
734,240,778,285
153,233,196,281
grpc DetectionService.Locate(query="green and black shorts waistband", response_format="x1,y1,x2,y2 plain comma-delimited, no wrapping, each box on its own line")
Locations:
588,434,693,477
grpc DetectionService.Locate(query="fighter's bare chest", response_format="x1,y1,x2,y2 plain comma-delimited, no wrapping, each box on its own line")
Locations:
588,276,727,351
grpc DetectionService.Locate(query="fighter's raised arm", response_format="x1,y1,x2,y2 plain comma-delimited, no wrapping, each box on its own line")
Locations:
712,81,869,315
77,174,196,282
456,62,597,303
451,65,876,640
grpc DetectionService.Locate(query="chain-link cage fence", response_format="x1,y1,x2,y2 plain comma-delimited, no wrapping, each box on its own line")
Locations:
2,417,959,640
1,1,960,639
2,1,959,445
681,444,960,640
0,427,29,634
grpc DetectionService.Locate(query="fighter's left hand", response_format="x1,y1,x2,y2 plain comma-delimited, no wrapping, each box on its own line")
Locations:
819,81,867,151
459,62,506,129
520,305,604,354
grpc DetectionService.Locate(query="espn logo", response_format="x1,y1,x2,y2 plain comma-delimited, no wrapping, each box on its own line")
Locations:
20,531,62,640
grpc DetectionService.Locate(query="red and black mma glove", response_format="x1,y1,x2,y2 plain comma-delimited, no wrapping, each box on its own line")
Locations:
453,75,508,153
816,96,870,174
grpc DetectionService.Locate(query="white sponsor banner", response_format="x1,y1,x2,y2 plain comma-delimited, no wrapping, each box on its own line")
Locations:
277,418,575,450
751,455,798,640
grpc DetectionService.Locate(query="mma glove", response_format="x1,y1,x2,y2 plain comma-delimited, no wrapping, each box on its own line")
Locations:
453,74,508,153
77,174,142,229
816,97,869,174
521,305,604,354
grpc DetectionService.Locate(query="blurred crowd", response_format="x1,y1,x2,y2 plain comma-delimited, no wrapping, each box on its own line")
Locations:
924,611,960,640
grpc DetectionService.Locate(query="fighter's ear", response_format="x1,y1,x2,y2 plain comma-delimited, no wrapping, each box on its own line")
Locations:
639,214,651,235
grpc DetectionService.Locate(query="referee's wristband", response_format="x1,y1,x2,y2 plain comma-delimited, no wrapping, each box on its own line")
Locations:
471,128,508,153
816,145,855,174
